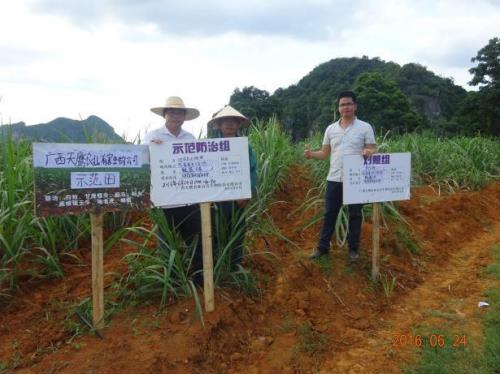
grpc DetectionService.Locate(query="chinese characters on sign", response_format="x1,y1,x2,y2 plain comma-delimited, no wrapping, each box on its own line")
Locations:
343,153,411,204
171,139,231,154
42,151,142,168
33,143,151,216
71,172,120,189
149,138,251,207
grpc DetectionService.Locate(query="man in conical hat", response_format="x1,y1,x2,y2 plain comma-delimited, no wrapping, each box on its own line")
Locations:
208,105,258,271
143,96,203,280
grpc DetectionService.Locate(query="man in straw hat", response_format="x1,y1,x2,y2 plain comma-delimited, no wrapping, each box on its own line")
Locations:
143,96,203,279
305,91,377,263
208,105,257,271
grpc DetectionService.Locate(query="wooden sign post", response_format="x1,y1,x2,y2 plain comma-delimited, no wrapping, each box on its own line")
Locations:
343,153,411,280
149,138,253,314
32,143,151,335
200,203,215,312
371,203,380,280
90,212,105,329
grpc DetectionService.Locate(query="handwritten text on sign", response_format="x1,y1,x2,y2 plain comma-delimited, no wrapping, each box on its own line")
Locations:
149,138,251,207
343,152,411,204
71,172,121,189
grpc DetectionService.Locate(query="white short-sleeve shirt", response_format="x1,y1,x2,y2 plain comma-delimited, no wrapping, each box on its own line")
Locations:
142,125,196,208
322,118,376,182
141,126,195,144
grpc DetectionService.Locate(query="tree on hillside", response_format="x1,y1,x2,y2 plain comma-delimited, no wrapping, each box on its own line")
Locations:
353,72,424,135
226,57,470,140
397,63,466,121
456,37,500,136
229,86,280,122
469,37,500,89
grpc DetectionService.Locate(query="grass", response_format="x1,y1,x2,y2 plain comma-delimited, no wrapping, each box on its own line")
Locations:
405,244,500,373
394,223,421,255
295,322,329,356
485,245,500,279
0,128,144,300
298,132,498,257
290,322,329,372
424,309,464,322
118,211,202,312
64,296,120,338
312,254,334,277
379,133,500,192
117,117,296,319
380,272,397,298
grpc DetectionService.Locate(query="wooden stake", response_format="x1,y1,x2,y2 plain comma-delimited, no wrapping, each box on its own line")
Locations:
90,212,105,330
371,202,380,280
200,203,215,312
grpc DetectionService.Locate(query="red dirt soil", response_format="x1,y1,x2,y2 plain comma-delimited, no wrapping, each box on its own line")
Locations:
1,165,499,373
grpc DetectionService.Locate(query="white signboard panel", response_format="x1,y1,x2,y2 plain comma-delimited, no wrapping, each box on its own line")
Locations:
149,137,252,207
343,152,411,204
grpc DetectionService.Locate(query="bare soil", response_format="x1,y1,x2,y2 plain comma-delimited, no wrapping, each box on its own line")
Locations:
1,165,499,373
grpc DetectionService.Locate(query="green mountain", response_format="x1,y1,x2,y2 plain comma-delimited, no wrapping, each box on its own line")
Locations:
0,115,124,143
229,57,470,140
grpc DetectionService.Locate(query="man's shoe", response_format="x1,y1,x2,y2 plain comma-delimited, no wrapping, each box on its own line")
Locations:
309,248,329,259
348,250,360,263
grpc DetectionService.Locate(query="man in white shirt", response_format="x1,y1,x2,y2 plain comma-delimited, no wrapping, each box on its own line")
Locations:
304,91,377,262
142,96,203,277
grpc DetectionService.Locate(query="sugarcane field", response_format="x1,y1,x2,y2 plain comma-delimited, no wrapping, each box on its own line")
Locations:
1,117,499,373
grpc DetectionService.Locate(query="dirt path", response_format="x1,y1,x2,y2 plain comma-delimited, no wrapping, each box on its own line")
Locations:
322,219,500,373
1,166,499,373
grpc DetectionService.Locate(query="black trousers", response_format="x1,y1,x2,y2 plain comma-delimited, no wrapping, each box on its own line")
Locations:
162,204,203,271
317,181,363,253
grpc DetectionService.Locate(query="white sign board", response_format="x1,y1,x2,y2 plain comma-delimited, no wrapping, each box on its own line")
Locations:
149,137,252,207
343,152,411,204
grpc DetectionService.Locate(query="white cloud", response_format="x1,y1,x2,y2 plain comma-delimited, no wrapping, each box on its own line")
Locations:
0,0,499,137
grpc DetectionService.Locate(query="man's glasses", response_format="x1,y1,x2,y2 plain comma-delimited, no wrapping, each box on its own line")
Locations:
339,102,355,108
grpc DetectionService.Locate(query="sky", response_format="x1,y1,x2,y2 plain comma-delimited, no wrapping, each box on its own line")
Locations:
0,0,499,138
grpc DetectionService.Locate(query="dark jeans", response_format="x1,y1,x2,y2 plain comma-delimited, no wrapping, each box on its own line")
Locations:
318,181,363,253
162,204,203,272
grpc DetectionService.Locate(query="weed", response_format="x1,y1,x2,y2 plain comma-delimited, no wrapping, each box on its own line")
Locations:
295,322,328,357
277,314,297,333
485,245,500,279
424,309,463,322
395,224,420,255
406,244,500,373
380,272,397,298
312,254,334,277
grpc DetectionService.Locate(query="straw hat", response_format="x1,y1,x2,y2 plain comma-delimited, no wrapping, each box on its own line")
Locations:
150,96,200,121
207,105,249,128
